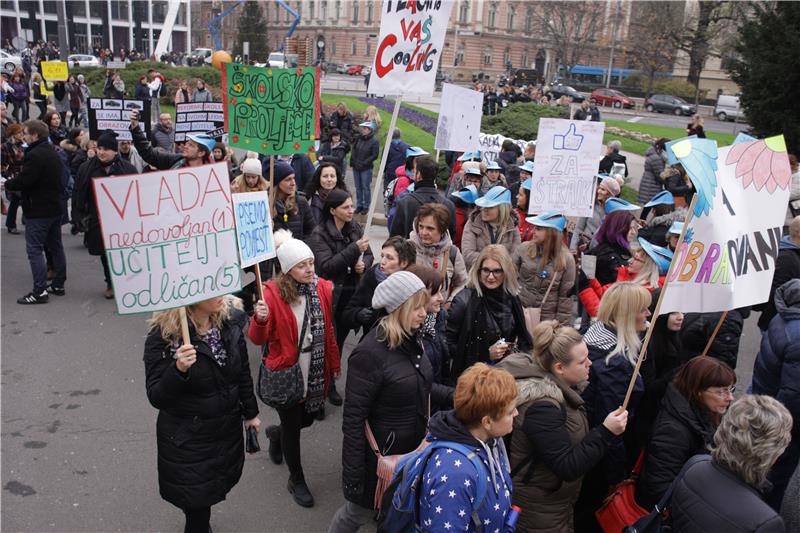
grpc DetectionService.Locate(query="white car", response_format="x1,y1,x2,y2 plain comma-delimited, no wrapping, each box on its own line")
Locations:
68,54,101,68
0,50,21,72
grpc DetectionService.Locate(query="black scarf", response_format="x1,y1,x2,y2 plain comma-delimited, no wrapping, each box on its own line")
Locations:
297,276,326,413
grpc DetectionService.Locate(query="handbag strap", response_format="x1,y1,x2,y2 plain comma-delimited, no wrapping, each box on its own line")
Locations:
653,454,708,512
365,421,380,456
541,270,559,303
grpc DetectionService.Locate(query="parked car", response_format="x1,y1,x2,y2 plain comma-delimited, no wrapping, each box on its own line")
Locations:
547,84,586,103
0,50,21,72
591,87,634,108
513,68,539,87
644,94,696,116
714,94,746,122
337,63,352,74
68,54,101,68
346,64,364,75
362,65,372,76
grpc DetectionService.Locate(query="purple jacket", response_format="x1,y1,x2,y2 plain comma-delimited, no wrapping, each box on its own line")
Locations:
9,81,28,103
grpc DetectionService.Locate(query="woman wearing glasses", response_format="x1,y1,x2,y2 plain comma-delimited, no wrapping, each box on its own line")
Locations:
445,245,532,381
635,356,736,510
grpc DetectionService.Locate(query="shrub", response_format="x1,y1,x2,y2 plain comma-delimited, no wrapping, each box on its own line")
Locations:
481,103,568,140
651,79,700,100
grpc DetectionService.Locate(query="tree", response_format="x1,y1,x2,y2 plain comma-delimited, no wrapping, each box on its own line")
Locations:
625,2,682,97
233,2,269,62
728,2,800,154
527,1,607,74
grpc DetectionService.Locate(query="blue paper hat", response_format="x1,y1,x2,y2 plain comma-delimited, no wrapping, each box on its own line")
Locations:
526,210,566,232
605,197,640,214
458,151,481,162
452,185,479,205
406,146,429,158
521,177,533,191
475,185,511,208
186,133,216,153
359,121,377,130
668,221,684,235
520,161,535,174
464,167,483,177
485,160,502,171
644,190,675,208
637,237,673,274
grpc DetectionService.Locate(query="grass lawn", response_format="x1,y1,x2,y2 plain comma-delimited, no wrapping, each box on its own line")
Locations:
602,132,651,157
604,119,735,147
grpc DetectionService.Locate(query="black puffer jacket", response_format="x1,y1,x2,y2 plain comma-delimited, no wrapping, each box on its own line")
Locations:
341,330,453,509
635,384,717,510
273,194,316,243
671,455,785,533
388,184,457,240
681,309,748,369
340,264,384,337
350,131,379,171
143,301,259,509
585,241,631,286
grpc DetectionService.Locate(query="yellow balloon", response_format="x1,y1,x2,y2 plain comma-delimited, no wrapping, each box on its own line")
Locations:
211,50,233,70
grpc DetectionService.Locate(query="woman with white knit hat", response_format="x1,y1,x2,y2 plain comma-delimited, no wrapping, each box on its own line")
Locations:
329,271,454,532
248,230,340,508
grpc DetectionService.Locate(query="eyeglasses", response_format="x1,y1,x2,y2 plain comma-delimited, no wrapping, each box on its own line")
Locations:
480,267,504,278
708,386,736,398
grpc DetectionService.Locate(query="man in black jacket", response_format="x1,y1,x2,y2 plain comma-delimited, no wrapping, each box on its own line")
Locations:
4,119,67,304
390,155,456,239
129,110,214,170
598,140,628,177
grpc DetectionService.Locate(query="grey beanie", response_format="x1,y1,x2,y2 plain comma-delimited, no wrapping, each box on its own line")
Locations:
372,271,425,313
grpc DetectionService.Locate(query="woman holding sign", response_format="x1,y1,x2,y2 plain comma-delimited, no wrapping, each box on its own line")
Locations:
143,295,260,533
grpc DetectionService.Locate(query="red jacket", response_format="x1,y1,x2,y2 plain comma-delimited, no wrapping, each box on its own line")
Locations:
579,266,664,318
516,207,535,242
248,278,341,392
454,206,469,248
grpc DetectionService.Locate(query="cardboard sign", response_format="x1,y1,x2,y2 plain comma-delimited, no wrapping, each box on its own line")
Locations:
40,61,68,81
92,163,241,315
478,132,534,164
367,0,454,96
87,98,151,141
232,191,275,267
435,83,483,152
222,63,320,155
175,102,225,142
529,118,606,217
659,136,792,314
106,61,127,69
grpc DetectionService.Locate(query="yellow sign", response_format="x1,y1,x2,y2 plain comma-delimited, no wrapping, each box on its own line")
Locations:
41,81,54,96
41,61,68,82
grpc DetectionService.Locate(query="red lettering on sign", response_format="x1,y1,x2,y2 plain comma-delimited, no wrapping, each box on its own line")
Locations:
376,34,397,77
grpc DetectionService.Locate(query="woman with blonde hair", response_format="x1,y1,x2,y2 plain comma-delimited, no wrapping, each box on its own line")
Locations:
249,234,340,507
670,395,792,532
231,157,269,194
362,104,382,132
446,244,532,381
461,185,521,270
514,211,576,325
686,113,706,138
143,295,260,533
331,271,453,532
576,281,651,530
498,321,628,532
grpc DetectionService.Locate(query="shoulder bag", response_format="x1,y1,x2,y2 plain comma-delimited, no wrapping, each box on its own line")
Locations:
256,306,308,409
523,270,559,335
595,450,649,532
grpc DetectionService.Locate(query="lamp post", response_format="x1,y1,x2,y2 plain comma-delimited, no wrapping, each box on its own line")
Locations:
605,0,622,88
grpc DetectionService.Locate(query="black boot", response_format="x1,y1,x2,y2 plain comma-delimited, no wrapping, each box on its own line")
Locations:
315,405,326,421
287,476,315,508
265,425,282,465
328,380,343,406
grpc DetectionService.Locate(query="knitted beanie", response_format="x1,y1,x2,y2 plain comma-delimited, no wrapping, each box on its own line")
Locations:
97,129,118,151
240,157,262,177
273,160,296,186
276,236,314,273
372,271,425,313
599,176,621,196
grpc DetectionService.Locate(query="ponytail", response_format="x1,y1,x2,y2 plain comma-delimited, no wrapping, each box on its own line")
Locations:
532,320,584,372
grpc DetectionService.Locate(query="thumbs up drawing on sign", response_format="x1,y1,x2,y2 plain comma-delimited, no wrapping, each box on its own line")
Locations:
553,123,584,151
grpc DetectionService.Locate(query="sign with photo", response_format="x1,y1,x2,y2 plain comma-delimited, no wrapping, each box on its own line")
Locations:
87,98,151,141
175,102,225,142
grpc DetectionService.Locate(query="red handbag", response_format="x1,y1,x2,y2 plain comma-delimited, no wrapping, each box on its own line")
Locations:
595,451,649,533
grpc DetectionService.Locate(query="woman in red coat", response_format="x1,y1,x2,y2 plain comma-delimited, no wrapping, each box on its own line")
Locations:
249,231,340,508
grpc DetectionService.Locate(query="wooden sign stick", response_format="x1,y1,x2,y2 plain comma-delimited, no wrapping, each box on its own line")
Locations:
363,97,402,237
178,307,192,346
254,264,264,302
269,155,275,216
621,193,699,411
701,310,728,357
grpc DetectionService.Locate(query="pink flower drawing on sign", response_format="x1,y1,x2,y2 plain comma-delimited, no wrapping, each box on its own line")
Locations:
725,136,791,193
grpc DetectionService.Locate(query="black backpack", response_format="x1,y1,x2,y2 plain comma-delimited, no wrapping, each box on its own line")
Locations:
158,78,167,97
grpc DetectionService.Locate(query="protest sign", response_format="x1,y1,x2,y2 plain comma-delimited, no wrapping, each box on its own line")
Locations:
92,162,241,315
87,98,151,141
478,132,534,164
367,0,454,96
529,118,606,217
435,83,483,152
659,136,792,314
106,61,127,69
232,190,275,267
222,63,320,155
175,102,225,142
40,61,68,81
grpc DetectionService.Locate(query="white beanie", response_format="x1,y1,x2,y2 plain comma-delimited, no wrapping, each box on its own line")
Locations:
276,234,314,272
372,271,425,313
240,158,262,177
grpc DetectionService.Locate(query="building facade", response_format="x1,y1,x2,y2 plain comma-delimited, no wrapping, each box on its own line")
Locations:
0,0,191,55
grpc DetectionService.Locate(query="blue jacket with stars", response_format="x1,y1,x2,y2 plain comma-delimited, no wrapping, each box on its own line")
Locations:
419,410,514,533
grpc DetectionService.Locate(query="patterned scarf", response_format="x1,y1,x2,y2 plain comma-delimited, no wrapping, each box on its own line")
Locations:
298,276,326,414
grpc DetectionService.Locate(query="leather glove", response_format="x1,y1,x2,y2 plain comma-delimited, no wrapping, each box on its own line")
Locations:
577,269,590,293
356,307,377,326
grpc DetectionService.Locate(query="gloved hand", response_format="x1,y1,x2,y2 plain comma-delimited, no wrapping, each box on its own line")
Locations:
577,269,590,293
356,307,377,326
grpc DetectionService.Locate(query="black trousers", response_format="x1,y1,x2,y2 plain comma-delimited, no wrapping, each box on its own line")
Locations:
276,402,316,481
183,506,211,533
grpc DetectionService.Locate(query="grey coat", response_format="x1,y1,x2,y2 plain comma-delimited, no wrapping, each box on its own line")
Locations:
461,208,521,270
569,202,605,250
512,242,576,325
637,145,667,204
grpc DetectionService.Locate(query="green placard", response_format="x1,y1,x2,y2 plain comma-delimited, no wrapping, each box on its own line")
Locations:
222,64,321,155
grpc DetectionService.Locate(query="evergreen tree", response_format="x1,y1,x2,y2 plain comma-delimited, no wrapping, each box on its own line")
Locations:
233,2,269,62
728,2,800,154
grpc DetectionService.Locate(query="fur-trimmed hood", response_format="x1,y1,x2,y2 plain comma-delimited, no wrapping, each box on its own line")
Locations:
647,207,687,228
498,351,585,409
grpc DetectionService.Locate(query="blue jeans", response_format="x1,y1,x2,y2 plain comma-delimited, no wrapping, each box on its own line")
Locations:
352,168,373,211
25,216,66,292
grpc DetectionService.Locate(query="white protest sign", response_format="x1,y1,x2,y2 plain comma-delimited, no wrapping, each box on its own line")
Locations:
660,136,792,314
175,102,225,142
92,162,241,314
106,61,127,69
435,83,483,152
368,0,454,96
529,118,605,217
232,191,276,267
478,132,534,164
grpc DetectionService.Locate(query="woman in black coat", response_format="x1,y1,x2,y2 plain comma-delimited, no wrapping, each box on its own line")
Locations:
304,162,348,225
636,356,736,510
316,128,349,177
272,160,316,242
585,209,637,285
445,244,533,382
143,296,260,533
330,272,453,531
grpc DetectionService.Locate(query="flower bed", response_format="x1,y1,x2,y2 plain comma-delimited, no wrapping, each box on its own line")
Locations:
359,97,439,136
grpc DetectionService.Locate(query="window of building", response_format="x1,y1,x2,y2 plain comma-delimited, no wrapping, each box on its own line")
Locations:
309,1,314,21
484,46,492,66
487,3,496,29
521,49,529,68
43,1,56,14
456,43,464,66
335,0,341,19
720,53,739,71
331,38,336,55
503,46,511,67
175,3,186,25
507,6,515,32
352,1,359,24
366,1,373,23
321,1,327,20
458,1,468,24
72,2,87,17
151,1,168,23
275,3,280,21
365,37,370,56
0,1,14,10
351,38,357,55
286,4,292,22
524,8,532,33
